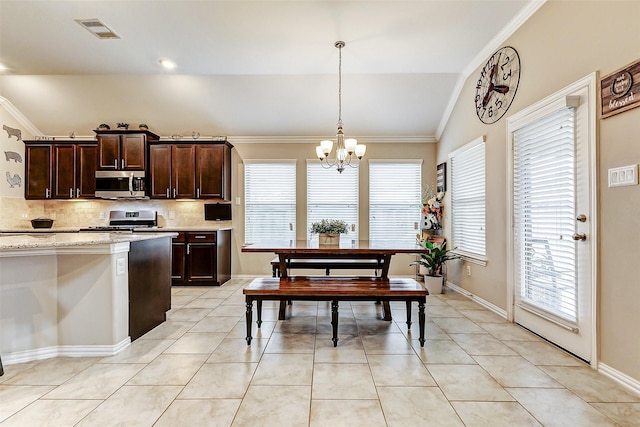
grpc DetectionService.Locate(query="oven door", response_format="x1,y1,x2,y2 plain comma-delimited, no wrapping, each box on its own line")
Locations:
95,171,146,199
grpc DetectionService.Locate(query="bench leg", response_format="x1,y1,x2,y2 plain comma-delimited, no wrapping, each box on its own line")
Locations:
382,301,392,321
418,300,426,347
406,300,412,328
331,299,339,347
0,355,3,376
245,298,254,345
256,299,263,328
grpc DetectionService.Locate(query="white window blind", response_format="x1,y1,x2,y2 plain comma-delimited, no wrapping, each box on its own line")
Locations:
244,160,296,243
450,138,486,257
369,160,422,242
306,161,358,240
513,106,577,321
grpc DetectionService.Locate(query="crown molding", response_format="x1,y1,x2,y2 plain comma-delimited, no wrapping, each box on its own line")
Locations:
0,96,43,136
228,135,437,144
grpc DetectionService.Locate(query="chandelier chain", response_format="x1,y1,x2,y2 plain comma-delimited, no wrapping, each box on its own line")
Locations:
338,42,342,125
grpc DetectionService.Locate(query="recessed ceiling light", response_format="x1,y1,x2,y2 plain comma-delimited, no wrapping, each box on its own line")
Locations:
159,59,177,70
75,19,121,39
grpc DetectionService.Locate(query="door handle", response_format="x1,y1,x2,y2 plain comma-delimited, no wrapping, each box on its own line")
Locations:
576,214,587,222
572,233,587,241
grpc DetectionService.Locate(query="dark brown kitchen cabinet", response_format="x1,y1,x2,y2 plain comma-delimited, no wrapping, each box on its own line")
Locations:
171,230,231,286
95,130,159,171
149,142,231,200
24,142,97,199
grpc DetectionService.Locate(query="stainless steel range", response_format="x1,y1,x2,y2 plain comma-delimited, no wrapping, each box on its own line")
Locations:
80,210,158,232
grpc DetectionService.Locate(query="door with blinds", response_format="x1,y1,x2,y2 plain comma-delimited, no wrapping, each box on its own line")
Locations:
508,77,595,363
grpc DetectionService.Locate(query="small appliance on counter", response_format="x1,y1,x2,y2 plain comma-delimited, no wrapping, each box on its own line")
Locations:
80,210,158,232
204,203,232,221
30,218,54,229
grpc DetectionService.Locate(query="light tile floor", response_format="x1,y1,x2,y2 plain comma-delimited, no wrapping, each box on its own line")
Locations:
1,279,639,426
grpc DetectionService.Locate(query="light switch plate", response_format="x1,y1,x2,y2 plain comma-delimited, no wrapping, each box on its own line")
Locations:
116,258,126,275
608,164,638,187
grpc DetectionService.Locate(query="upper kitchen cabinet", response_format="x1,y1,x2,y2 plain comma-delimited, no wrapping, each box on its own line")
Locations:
95,130,159,171
24,141,97,199
149,141,232,200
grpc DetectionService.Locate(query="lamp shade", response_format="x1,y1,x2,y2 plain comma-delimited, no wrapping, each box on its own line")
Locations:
355,144,366,158
320,140,333,155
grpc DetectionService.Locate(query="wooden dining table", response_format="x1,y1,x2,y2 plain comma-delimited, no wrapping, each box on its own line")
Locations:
242,239,427,279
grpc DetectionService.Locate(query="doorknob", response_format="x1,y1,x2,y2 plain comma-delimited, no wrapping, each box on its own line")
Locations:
576,214,587,222
572,233,587,241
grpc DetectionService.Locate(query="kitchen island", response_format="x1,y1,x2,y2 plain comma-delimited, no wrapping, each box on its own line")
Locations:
0,232,176,365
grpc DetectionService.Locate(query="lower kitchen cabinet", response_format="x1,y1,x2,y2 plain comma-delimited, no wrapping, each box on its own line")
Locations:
171,229,231,286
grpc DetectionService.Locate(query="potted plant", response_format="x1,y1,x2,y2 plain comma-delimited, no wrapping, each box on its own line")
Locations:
97,123,110,130
410,237,460,294
138,123,149,130
116,122,129,130
310,219,348,246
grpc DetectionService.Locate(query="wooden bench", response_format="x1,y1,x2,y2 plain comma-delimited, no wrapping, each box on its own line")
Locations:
243,276,428,347
271,257,383,277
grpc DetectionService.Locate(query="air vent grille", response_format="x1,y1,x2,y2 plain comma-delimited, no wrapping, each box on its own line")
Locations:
75,19,121,39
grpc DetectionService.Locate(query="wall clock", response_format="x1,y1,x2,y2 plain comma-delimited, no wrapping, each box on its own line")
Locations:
475,46,521,124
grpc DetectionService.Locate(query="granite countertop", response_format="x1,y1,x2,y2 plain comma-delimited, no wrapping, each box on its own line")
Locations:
0,225,232,233
0,232,178,250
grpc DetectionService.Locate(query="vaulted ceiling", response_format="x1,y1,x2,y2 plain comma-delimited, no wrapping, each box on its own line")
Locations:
0,0,542,141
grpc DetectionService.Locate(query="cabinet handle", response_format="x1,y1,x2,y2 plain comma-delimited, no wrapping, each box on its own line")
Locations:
69,188,73,198
121,159,125,169
197,188,200,198
194,236,206,239
76,188,80,198
166,188,170,198
173,188,176,198
45,188,50,198
186,243,190,255
114,160,118,169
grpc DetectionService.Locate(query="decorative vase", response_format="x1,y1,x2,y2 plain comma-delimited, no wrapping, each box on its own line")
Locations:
318,233,340,246
423,275,443,294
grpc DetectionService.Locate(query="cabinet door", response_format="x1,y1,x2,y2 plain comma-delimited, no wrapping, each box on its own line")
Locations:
25,145,52,199
187,243,217,282
149,145,172,198
97,134,120,170
173,144,196,198
76,144,97,198
196,144,229,200
52,145,76,199
121,134,146,170
171,242,187,283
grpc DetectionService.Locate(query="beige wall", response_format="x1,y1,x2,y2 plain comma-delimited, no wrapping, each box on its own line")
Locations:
230,142,436,277
438,1,640,382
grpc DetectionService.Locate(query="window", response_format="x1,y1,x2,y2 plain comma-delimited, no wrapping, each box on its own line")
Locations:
369,160,422,242
306,161,358,240
244,160,296,243
449,137,486,260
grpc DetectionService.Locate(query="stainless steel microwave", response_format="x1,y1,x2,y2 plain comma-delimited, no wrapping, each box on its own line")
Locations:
95,170,147,199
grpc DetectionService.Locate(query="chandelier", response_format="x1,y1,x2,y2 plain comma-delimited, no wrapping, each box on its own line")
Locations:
315,41,366,173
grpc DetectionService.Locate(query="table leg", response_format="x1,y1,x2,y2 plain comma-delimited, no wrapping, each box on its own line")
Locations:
0,355,4,376
418,299,426,347
245,298,254,345
406,300,412,328
278,300,286,320
382,301,392,321
256,299,263,328
331,299,339,347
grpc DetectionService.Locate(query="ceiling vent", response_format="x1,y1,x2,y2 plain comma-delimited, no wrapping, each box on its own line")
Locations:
75,19,120,39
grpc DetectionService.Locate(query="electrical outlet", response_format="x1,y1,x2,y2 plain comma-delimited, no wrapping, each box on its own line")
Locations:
99,212,105,220
235,197,241,205
466,265,471,276
21,213,28,219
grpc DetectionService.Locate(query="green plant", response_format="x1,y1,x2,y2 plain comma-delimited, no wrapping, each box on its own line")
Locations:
310,219,348,234
410,237,460,276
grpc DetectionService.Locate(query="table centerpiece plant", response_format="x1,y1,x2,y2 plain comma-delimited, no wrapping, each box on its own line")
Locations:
410,235,460,294
310,219,348,246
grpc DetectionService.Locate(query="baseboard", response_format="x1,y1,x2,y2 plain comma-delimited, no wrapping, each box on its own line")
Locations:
445,281,508,319
2,337,131,365
598,362,640,397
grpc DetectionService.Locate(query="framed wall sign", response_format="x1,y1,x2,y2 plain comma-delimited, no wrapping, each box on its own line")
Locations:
436,162,446,193
601,58,640,118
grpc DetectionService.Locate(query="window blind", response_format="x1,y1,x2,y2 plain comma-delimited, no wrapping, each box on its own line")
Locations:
244,160,296,243
369,160,422,242
513,107,577,322
450,139,486,257
306,161,358,240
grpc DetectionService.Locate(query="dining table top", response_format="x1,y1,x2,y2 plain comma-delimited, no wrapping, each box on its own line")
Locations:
241,239,425,254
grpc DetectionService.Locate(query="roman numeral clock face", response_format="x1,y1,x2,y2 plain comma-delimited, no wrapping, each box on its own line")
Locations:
475,46,521,124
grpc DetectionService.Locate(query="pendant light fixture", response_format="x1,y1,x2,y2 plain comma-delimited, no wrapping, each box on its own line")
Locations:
315,41,366,173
